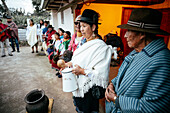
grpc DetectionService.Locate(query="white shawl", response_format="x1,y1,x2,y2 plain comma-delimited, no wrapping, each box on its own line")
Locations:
26,25,38,47
71,39,112,97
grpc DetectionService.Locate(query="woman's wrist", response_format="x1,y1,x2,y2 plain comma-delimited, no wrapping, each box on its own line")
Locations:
81,68,86,75
113,95,118,103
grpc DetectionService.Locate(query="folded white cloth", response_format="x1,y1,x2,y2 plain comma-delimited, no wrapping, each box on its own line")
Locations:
71,39,112,97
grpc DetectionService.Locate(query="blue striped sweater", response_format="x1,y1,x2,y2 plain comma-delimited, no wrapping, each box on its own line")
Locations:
106,39,170,113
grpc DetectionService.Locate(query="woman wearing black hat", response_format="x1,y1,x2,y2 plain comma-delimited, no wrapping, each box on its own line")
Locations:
58,31,71,55
63,9,112,113
45,25,56,46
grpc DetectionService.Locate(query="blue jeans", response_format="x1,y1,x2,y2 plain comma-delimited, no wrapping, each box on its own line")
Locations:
10,37,19,51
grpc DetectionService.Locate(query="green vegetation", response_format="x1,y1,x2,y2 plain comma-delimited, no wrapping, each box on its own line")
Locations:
0,0,51,28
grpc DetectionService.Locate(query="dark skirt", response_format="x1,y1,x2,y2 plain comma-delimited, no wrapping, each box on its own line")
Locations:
73,89,99,113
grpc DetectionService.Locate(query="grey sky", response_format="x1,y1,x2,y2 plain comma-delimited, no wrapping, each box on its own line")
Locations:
0,0,34,13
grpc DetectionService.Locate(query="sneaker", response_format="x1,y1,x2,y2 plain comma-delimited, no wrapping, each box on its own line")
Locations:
8,54,13,56
32,51,34,53
12,50,15,52
36,51,38,53
1,55,6,57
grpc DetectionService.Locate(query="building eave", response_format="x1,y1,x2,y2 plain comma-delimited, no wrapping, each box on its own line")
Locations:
40,0,165,12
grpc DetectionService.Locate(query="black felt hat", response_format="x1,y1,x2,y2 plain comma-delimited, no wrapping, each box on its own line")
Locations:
65,31,71,38
117,8,169,35
78,9,100,25
48,25,53,28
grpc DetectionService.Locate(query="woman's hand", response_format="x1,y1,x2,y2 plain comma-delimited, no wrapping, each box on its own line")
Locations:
105,83,117,103
59,62,73,75
59,62,72,71
72,64,85,76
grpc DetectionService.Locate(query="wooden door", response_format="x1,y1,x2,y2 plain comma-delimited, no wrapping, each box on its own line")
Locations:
158,9,170,45
120,8,134,57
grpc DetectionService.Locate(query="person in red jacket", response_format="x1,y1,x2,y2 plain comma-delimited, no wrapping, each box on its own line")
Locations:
45,25,56,46
0,19,13,57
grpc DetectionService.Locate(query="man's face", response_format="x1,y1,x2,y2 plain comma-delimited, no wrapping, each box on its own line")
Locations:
124,30,142,49
0,21,2,24
7,19,12,23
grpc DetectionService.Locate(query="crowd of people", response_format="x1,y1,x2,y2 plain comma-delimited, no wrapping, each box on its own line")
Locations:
25,14,88,78
25,9,112,112
1,8,170,113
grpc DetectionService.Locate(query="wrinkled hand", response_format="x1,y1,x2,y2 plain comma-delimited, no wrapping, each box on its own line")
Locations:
72,64,85,76
59,62,72,74
105,83,117,103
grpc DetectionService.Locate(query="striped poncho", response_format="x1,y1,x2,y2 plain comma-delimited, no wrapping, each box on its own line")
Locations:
106,39,170,113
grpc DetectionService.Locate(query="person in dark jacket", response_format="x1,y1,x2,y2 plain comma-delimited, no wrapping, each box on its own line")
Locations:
6,16,20,52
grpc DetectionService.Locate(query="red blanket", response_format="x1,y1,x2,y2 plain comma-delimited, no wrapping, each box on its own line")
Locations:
0,23,10,42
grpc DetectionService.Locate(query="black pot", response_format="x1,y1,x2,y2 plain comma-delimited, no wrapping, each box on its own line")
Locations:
24,89,49,113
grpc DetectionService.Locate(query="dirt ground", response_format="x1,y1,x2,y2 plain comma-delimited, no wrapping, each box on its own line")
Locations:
0,46,119,113
0,47,75,113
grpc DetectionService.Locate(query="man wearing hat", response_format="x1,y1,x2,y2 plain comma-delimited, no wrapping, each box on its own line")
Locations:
0,19,13,57
105,8,170,113
6,16,20,52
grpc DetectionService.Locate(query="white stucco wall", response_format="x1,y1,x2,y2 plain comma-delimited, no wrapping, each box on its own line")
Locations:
51,10,58,30
57,8,74,36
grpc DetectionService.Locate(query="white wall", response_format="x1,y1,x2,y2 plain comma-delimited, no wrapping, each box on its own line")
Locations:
57,8,74,36
51,10,58,30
